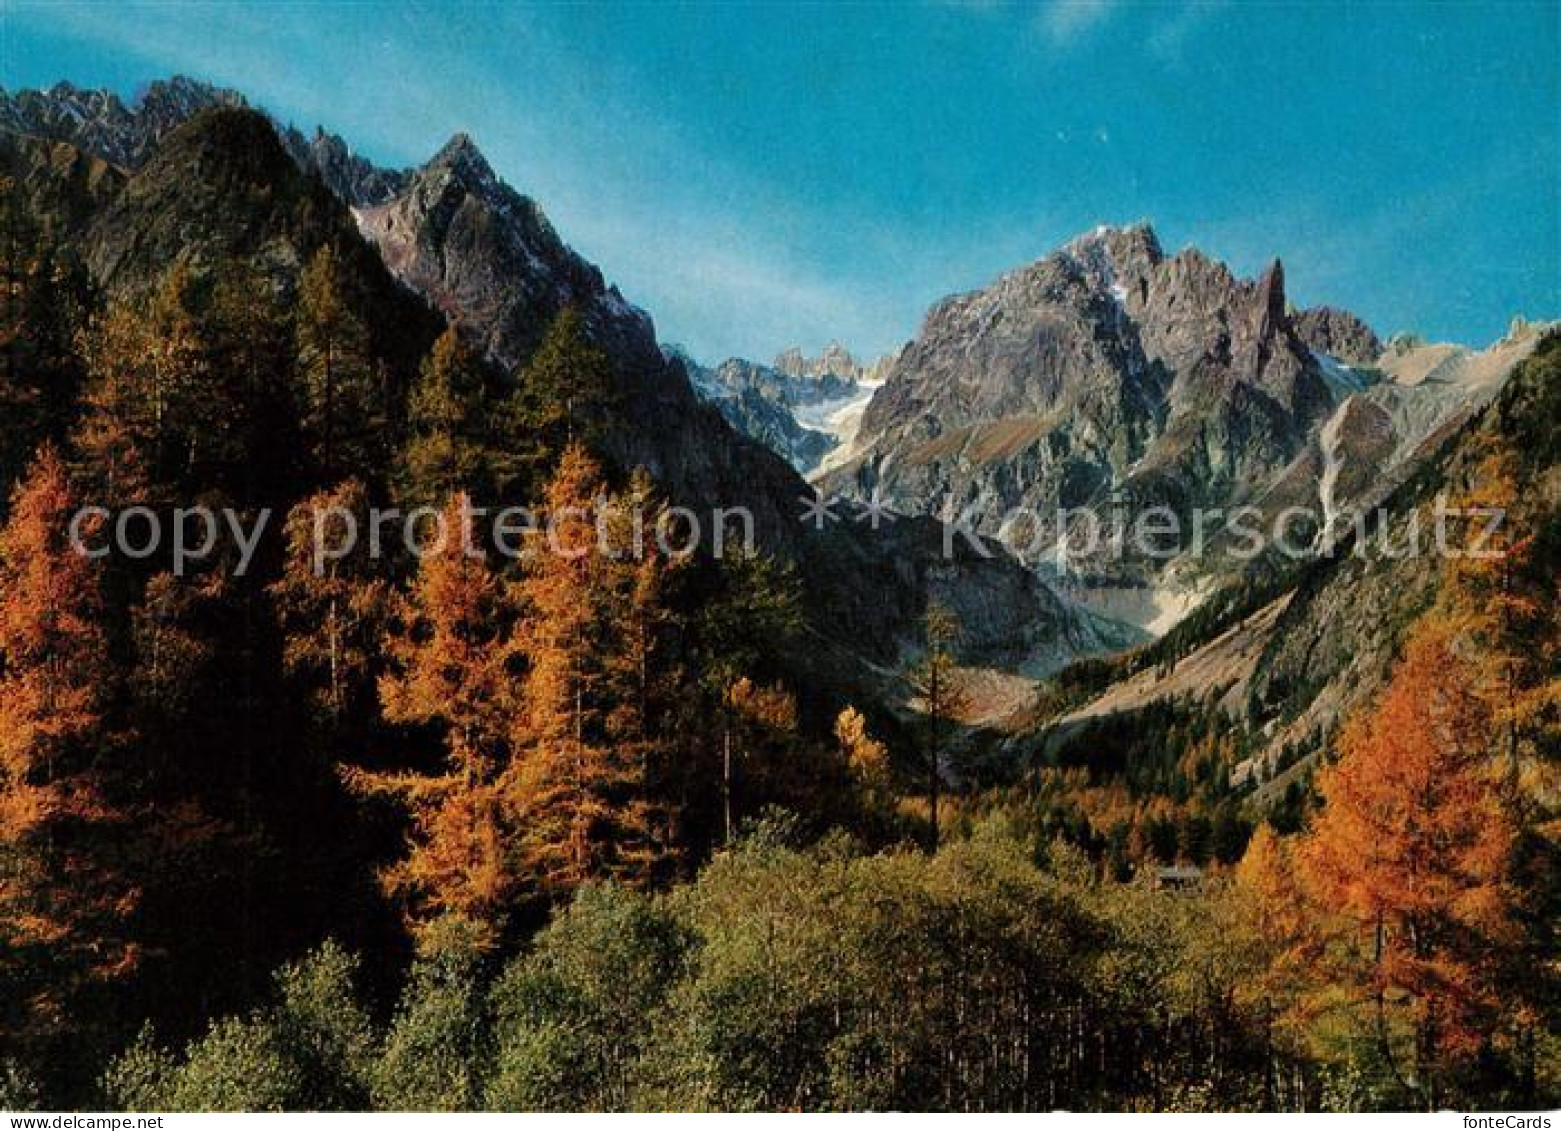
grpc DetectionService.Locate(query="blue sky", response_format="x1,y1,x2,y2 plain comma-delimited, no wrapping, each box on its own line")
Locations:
3,1,1557,362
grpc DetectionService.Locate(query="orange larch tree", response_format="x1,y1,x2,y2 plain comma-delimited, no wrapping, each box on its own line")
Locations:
343,492,523,941
505,445,670,896
73,263,206,505
835,705,890,793
1298,616,1514,1106
1234,821,1322,1099
1441,449,1560,814
0,446,136,1038
271,479,393,731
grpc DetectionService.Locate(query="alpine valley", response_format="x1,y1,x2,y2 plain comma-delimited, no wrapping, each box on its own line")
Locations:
0,74,1555,1113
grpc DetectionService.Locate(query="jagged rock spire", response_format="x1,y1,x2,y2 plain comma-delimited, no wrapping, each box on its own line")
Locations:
1258,257,1286,324
425,131,495,187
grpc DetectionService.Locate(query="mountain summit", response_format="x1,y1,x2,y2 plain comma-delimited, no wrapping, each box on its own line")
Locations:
0,76,246,167
2,75,1118,675
423,131,498,188
820,221,1535,630
4,77,1534,655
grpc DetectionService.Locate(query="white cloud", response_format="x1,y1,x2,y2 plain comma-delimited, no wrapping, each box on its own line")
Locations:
1038,0,1119,45
1147,1,1228,66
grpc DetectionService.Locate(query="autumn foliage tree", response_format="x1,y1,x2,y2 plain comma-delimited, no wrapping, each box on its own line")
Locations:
355,448,797,930
1442,449,1561,806
271,480,392,731
1295,617,1514,1106
835,705,889,794
1233,820,1324,1104
687,550,803,847
506,445,671,894
296,246,378,480
344,493,524,941
494,308,612,496
0,447,135,1042
73,264,206,505
598,469,686,835
1432,440,1560,1102
718,676,800,846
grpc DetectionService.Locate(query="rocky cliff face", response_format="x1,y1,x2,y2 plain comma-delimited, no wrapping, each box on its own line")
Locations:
276,125,408,206
1008,327,1559,810
819,223,1509,630
773,341,868,386
0,77,245,168
0,130,126,242
1293,305,1384,366
355,133,661,376
1073,328,1555,802
707,354,859,409
844,224,1333,507
668,347,834,472
668,344,897,473
1,76,406,207
751,356,860,406
347,128,1119,671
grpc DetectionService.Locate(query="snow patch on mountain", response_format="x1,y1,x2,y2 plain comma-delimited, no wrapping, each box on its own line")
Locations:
806,378,885,479
1312,349,1369,401
1315,396,1351,544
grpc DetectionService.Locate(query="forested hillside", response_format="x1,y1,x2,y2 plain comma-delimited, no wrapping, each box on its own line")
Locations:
0,88,1555,1112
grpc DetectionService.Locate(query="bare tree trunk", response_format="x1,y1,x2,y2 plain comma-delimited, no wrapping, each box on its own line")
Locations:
324,338,334,480
928,667,941,852
723,722,734,847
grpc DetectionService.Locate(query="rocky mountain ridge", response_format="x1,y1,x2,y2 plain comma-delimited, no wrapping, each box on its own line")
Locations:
0,76,246,168
772,341,883,388
1293,305,1383,366
0,77,1124,686
0,76,406,206
821,221,1538,632
664,346,834,472
1019,329,1559,810
838,222,1337,517
667,342,901,473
